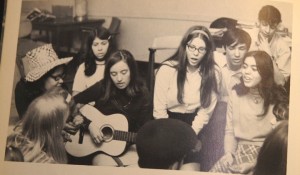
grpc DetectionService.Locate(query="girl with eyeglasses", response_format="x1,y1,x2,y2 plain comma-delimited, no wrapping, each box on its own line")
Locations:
15,44,72,119
153,25,221,170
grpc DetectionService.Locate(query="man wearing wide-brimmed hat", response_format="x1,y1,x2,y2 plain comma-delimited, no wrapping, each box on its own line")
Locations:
15,43,72,118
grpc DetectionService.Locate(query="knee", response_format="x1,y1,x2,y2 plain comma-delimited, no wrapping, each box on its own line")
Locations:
92,154,117,166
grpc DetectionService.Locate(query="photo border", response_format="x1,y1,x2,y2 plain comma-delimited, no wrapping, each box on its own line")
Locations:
1,0,299,175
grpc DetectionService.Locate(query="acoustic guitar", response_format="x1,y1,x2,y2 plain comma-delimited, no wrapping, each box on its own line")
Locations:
65,105,137,157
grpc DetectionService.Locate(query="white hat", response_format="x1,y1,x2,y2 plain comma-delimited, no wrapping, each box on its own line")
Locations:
22,44,73,82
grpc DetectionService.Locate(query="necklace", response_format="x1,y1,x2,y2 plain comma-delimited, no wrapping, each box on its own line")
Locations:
249,88,263,104
252,95,263,104
113,96,133,109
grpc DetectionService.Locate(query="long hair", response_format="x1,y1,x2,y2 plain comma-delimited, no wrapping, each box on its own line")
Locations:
253,121,288,175
164,25,218,108
10,88,70,163
234,51,288,116
46,86,77,122
83,27,115,76
99,50,148,103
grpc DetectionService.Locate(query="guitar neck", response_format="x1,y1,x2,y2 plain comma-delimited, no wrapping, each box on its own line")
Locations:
113,130,137,143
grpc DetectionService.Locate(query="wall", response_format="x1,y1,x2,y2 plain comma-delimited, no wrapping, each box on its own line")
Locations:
21,0,74,14
20,0,293,62
87,0,293,61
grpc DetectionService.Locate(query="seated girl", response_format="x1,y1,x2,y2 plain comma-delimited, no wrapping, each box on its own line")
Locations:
210,51,288,174
72,26,115,96
153,25,220,170
6,87,71,163
71,50,153,166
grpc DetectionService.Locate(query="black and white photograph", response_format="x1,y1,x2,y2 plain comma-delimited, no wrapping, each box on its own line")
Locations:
0,0,299,175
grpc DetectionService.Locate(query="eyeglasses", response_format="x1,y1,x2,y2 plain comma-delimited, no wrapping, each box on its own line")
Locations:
186,44,206,54
50,74,65,81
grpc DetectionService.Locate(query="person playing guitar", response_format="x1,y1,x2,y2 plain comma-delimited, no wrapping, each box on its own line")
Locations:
68,50,153,166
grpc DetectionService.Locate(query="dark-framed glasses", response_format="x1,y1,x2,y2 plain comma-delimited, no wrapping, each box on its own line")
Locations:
186,44,206,54
50,74,65,81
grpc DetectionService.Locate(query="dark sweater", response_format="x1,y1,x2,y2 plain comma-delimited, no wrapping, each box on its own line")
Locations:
74,81,153,133
15,79,43,119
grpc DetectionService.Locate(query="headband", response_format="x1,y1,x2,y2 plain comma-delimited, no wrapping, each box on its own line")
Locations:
191,29,209,38
120,51,126,60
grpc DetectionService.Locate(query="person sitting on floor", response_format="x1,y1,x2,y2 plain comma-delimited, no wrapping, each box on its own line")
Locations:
136,118,199,170
15,44,72,119
72,26,115,96
210,51,288,174
71,50,153,166
252,120,288,175
215,28,251,102
6,87,72,163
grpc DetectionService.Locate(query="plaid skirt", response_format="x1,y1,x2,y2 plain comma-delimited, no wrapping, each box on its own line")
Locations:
210,144,261,173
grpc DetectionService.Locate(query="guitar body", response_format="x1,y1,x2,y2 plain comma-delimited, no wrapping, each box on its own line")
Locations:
65,105,129,157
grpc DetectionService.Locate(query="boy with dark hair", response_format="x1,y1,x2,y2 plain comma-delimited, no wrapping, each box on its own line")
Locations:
215,28,251,102
136,119,199,170
250,5,291,86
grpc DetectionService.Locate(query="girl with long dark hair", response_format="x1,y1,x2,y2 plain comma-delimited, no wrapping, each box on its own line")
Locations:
153,25,220,170
71,50,152,166
72,26,115,96
210,51,288,174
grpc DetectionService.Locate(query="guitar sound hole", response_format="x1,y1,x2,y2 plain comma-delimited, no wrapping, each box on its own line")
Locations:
101,126,113,142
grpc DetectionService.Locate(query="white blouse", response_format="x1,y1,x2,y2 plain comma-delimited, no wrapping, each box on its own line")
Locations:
72,61,105,93
153,61,220,134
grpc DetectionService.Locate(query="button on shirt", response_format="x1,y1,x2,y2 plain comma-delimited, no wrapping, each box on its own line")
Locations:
220,65,242,102
214,51,242,102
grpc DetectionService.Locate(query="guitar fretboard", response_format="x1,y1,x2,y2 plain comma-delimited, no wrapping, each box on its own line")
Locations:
113,130,137,143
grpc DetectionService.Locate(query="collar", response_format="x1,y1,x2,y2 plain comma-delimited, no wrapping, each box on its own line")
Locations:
96,60,105,65
186,66,200,74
